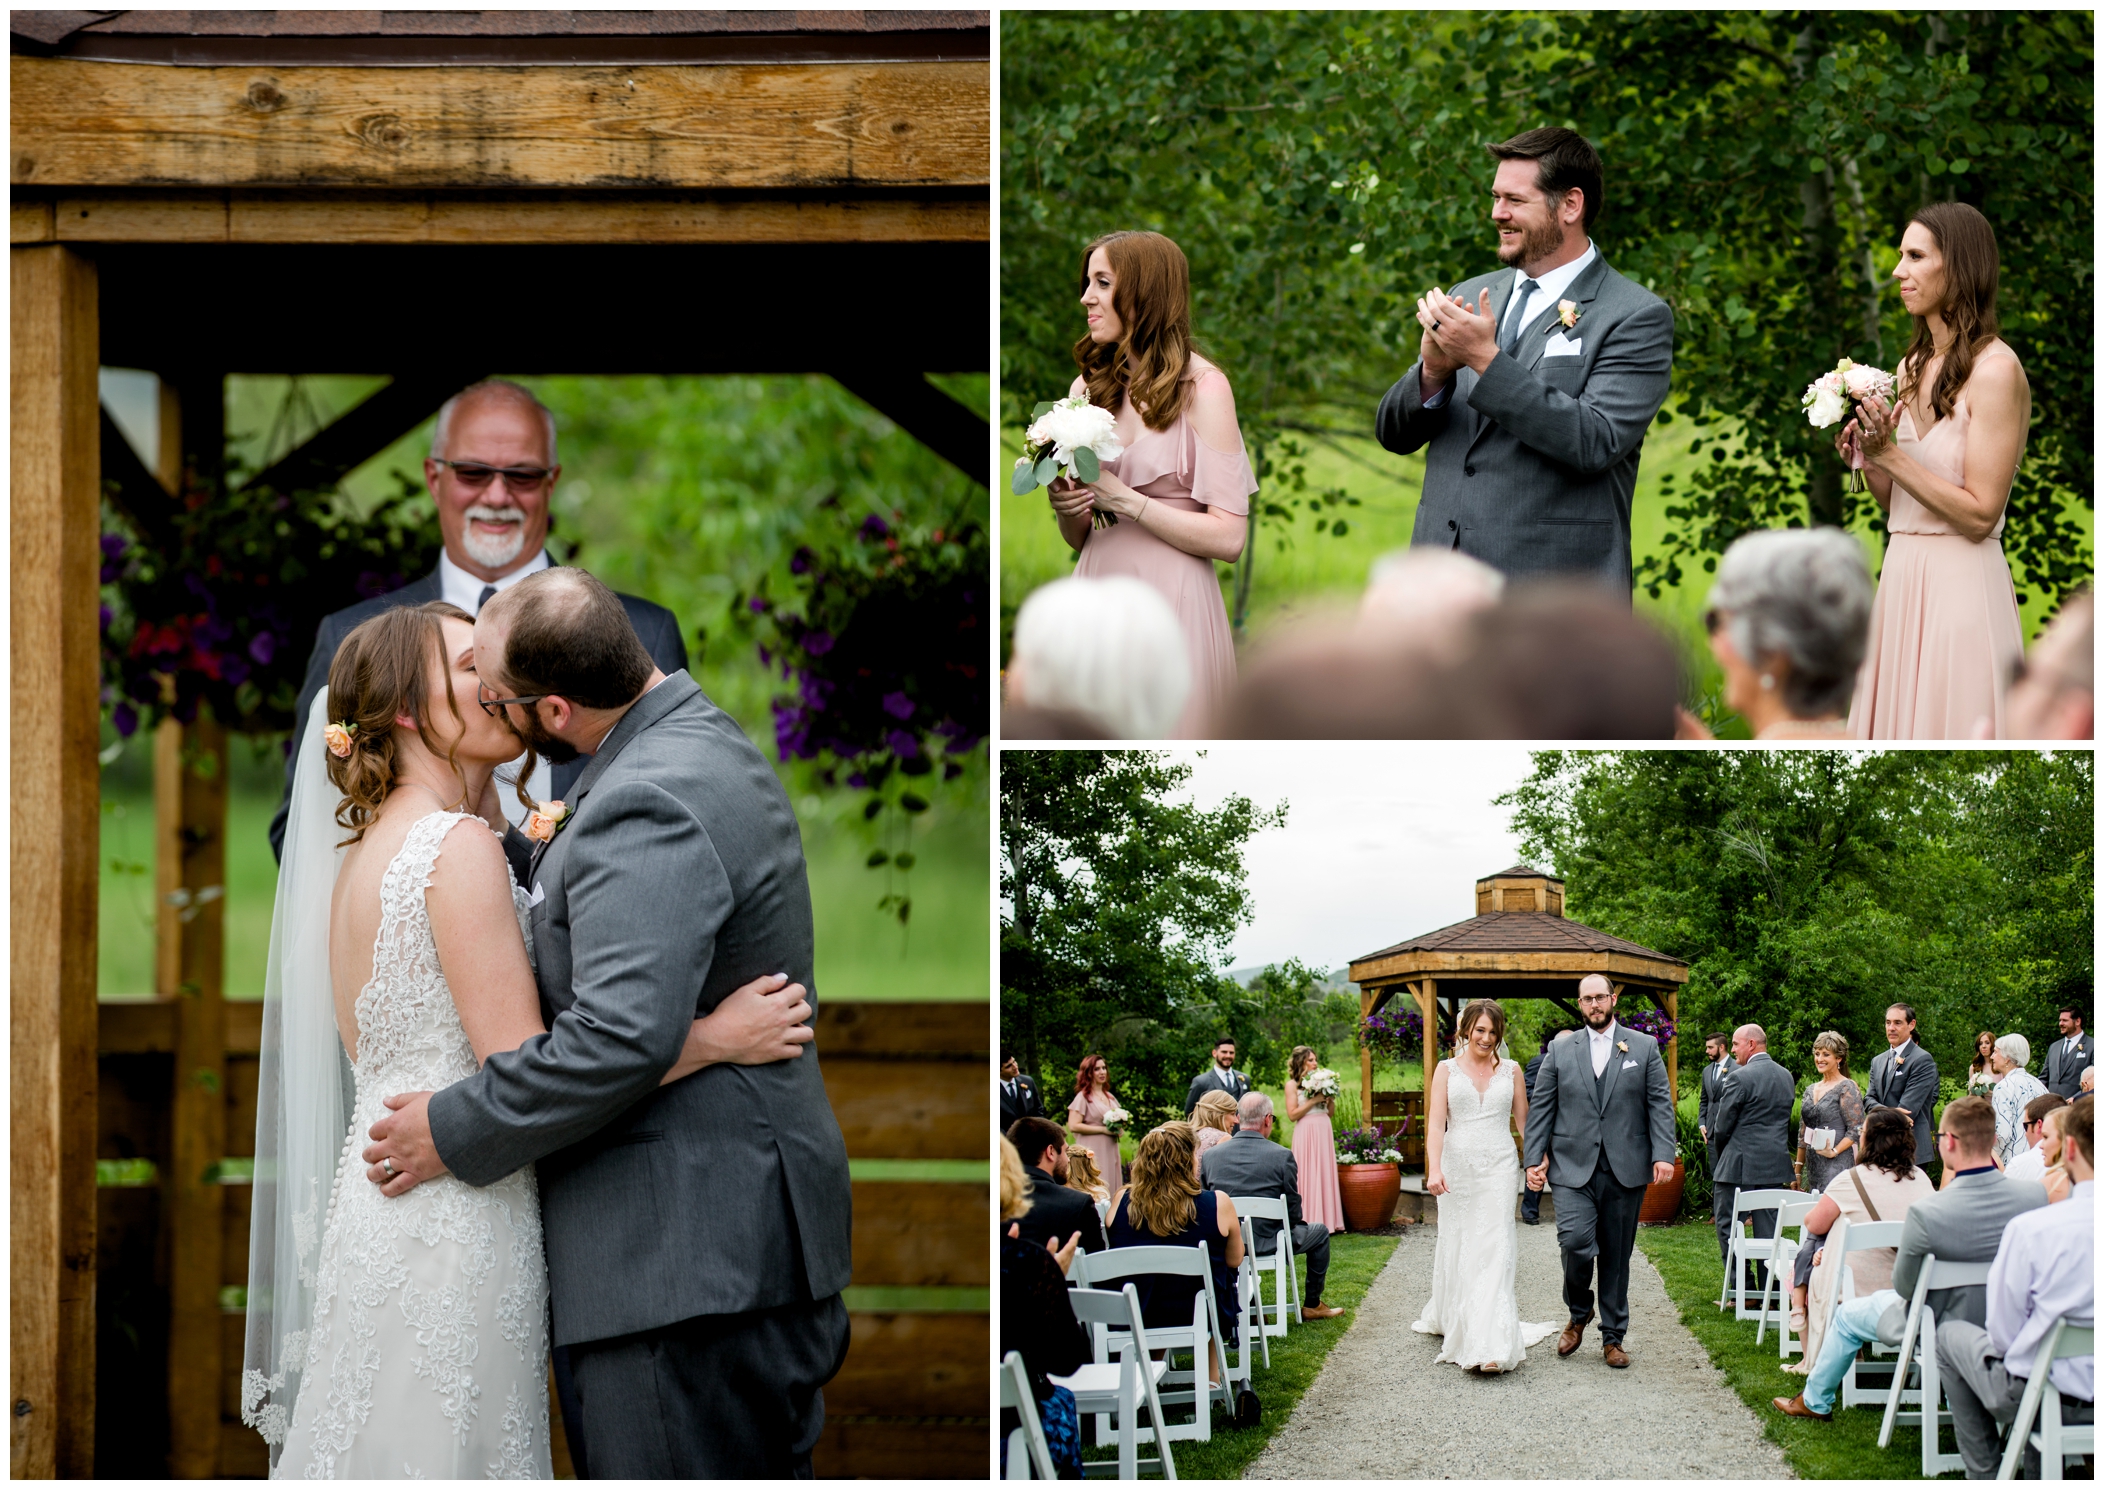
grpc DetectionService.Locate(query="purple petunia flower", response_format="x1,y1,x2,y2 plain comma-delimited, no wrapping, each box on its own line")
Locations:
859,514,891,540
100,534,128,561
99,603,113,632
248,632,277,665
885,729,920,759
749,596,770,614
789,548,814,575
112,702,137,737
881,691,915,721
803,631,835,657
846,772,867,789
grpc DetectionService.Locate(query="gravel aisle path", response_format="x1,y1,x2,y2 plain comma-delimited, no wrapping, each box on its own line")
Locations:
1246,1212,1792,1479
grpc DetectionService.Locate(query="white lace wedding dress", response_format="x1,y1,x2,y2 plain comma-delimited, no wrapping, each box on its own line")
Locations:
267,811,552,1479
1411,1058,1557,1371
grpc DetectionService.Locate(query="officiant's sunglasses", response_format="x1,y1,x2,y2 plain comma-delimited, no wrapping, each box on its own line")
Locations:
433,460,555,494
477,683,548,717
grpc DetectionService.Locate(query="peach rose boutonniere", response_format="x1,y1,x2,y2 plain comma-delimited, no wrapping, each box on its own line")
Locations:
524,800,570,843
324,721,357,758
1617,1040,1629,1054
1557,299,1582,331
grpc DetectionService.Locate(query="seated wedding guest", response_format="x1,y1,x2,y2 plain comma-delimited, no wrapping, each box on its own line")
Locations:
1356,548,1506,661
1110,1123,1245,1385
2038,1108,2076,1206
999,1138,1086,1479
1215,622,1453,737
1064,1145,1110,1206
1000,697,1115,739
2004,1092,2069,1185
1683,527,1872,741
1199,1094,1345,1320
2002,588,2093,741
1966,1028,2001,1098
1989,1033,2049,1166
1456,583,1683,738
1190,1090,1240,1172
1933,1094,2092,1478
1775,1095,2046,1421
1007,1117,1108,1258
1005,575,1191,740
1709,1024,1795,1287
1787,1108,1935,1372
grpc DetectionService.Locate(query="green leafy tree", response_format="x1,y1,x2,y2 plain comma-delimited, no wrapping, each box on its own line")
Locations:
1001,750,1286,1126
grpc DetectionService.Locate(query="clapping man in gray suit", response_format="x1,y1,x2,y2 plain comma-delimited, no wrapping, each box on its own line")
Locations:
2045,1007,2093,1100
1376,127,1674,594
1522,975,1677,1367
1707,1025,1796,1293
1776,1096,2047,1424
1198,1093,1344,1320
1867,1002,1941,1169
364,568,854,1477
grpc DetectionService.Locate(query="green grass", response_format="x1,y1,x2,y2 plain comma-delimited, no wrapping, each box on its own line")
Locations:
1081,1231,1399,1478
1638,1220,1959,1479
1002,406,2091,734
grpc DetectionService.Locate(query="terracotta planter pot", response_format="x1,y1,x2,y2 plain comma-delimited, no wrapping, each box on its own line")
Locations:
1639,1156,1686,1225
1337,1162,1402,1232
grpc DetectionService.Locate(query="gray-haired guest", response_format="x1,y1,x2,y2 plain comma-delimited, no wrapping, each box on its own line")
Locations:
1989,1033,2049,1166
1689,527,1872,740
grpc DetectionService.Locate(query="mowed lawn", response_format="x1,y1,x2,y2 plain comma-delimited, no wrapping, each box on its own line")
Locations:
1002,404,2091,734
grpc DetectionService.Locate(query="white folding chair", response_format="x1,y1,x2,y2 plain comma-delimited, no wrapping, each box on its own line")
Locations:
1002,1351,1059,1480
1051,1285,1179,1480
1229,1193,1301,1339
1097,1198,1113,1229
1074,1244,1233,1446
1877,1253,1995,1473
1756,1195,1819,1347
1998,1319,2096,1481
1809,1216,1907,1409
1717,1186,1799,1321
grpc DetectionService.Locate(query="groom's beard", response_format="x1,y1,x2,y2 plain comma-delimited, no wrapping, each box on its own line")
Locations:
505,705,582,765
1585,1010,1614,1031
1496,216,1563,269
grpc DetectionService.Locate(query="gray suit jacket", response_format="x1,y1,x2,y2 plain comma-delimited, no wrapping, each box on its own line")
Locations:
1876,1168,2049,1342
426,672,853,1347
2045,1032,2094,1100
1374,252,1673,593
1698,1055,1739,1144
1184,1065,1250,1118
1867,1041,1941,1165
1708,1052,1797,1187
1521,1022,1676,1191
1198,1129,1303,1257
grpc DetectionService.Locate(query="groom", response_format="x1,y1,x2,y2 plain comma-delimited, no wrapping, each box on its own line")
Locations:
1522,974,1677,1368
1375,127,1674,595
363,567,854,1476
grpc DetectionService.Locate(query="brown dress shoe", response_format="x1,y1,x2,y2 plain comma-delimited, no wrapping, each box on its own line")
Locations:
1557,1315,1590,1356
1603,1341,1630,1369
1301,1304,1344,1320
1772,1393,1832,1422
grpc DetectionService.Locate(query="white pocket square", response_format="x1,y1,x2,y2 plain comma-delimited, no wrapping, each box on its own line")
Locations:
1543,332,1583,359
527,882,546,908
1622,1058,1638,1069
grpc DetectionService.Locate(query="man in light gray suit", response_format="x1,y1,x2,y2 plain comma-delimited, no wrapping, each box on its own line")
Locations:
1697,1031,1737,1159
364,567,854,1477
1522,975,1677,1367
1866,1001,1941,1167
1776,1095,2046,1423
1198,1093,1343,1319
1708,1024,1797,1284
1375,127,1673,594
2045,1006,2092,1100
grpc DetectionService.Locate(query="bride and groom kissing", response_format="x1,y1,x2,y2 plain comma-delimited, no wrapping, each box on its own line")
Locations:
243,566,854,1478
1414,978,1676,1373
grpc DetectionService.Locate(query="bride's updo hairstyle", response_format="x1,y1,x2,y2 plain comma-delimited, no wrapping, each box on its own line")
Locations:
324,601,476,845
1074,230,1205,432
1456,999,1506,1050
1900,201,2001,424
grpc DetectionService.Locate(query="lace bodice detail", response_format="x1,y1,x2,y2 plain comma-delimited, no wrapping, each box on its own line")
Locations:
1438,1059,1522,1181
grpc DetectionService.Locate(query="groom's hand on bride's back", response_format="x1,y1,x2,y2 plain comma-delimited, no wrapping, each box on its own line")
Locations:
659,971,814,1085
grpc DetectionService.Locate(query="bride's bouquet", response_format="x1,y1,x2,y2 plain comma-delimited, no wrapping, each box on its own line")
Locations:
1013,394,1125,524
1802,357,1897,492
1303,1067,1342,1103
1100,1103,1132,1134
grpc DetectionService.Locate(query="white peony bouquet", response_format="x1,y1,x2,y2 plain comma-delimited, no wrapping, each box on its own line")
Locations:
1802,358,1897,491
1100,1104,1132,1133
1013,394,1126,524
1303,1067,1341,1102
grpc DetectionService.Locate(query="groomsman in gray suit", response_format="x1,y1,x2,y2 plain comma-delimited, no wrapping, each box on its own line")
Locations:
1697,1031,1738,1158
1523,975,1677,1367
1707,1025,1796,1287
1866,1002,1941,1167
1376,127,1674,594
1184,1036,1251,1117
2045,1007,2092,1099
364,568,853,1477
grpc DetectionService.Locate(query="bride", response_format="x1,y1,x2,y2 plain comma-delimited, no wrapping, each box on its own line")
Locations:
1412,999,1556,1372
243,602,795,1477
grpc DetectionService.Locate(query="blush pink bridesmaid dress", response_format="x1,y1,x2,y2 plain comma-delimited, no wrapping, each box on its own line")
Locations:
1289,1085,1345,1233
1068,1091,1124,1204
1073,365,1258,737
1849,342,2026,740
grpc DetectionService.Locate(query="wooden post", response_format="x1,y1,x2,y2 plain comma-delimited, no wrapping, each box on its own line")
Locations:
154,374,232,1479
1358,987,1375,1123
1664,986,1680,1106
11,242,101,1479
1417,979,1438,1102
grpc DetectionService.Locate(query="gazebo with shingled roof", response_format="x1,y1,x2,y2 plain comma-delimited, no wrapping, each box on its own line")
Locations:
1347,866,1689,1151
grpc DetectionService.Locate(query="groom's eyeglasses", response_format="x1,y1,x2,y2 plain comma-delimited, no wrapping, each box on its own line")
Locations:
477,683,548,717
434,460,554,495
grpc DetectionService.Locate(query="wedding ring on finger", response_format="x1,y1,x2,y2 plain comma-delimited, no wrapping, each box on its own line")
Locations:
382,1157,397,1179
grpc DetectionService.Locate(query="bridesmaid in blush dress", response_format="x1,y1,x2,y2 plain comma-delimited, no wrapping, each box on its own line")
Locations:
1285,1046,1345,1233
1066,1053,1125,1204
1045,231,1255,738
1840,202,2031,740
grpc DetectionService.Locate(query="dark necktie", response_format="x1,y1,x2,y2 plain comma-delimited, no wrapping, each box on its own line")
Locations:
1500,276,1537,357
476,584,497,614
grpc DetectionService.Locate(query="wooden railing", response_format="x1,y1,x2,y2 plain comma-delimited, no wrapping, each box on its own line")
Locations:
95,998,988,1478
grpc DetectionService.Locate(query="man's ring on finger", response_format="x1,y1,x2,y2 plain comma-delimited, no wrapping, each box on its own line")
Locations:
382,1157,397,1179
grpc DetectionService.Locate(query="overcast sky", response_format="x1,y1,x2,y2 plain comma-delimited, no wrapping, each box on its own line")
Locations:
1161,746,1541,975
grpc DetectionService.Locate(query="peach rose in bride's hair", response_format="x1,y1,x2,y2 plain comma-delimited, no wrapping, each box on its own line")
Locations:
523,799,568,842
324,721,356,758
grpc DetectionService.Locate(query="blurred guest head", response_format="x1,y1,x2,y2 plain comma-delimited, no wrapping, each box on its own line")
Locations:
1064,1144,1107,1197
1192,1090,1240,1135
999,1137,1032,1223
2005,589,2092,741
1006,576,1190,739
1703,527,1871,737
1358,549,1505,659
